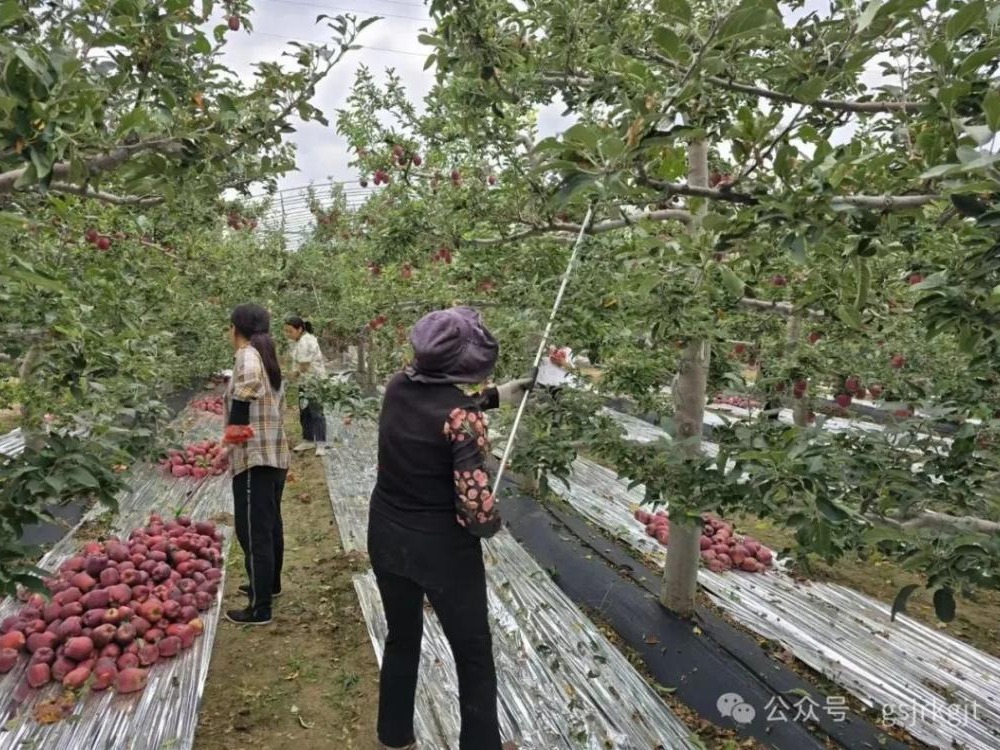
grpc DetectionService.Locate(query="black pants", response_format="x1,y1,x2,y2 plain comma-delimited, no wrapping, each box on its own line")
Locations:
233,466,287,611
368,516,501,750
299,399,327,442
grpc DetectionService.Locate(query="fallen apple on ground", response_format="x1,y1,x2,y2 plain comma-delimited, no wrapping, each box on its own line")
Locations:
191,395,224,415
159,439,228,479
3,514,224,719
633,509,775,574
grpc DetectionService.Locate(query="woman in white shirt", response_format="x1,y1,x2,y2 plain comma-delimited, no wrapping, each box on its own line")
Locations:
283,316,328,457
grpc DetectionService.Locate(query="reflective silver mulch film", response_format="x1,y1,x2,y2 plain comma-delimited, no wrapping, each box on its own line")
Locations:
545,413,1000,750
0,428,23,457
0,406,233,750
324,418,701,750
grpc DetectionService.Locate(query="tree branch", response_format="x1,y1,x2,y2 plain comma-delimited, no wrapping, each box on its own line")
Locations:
0,139,183,196
468,208,691,246
738,297,825,319
829,194,939,210
44,182,165,206
870,509,1000,535
638,173,759,205
553,50,924,114
638,173,940,211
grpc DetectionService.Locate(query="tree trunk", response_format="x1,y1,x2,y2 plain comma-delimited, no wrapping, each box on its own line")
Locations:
660,138,710,617
16,341,46,451
366,335,378,392
785,315,810,427
357,335,368,389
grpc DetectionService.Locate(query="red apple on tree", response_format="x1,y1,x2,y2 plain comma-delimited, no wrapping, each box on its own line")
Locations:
890,354,906,369
228,15,240,31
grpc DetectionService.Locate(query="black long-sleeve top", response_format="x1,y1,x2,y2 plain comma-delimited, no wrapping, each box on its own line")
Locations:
370,372,502,537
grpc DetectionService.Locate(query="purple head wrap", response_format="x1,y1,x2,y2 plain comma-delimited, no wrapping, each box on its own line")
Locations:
405,306,499,385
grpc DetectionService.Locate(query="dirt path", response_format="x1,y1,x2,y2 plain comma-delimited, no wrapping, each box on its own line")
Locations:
195,410,380,750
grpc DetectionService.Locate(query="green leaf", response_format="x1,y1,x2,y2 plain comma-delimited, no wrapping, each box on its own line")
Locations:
0,212,29,230
919,163,957,179
932,586,956,622
191,32,212,56
912,272,948,290
794,77,826,103
3,265,67,293
554,172,596,205
657,0,692,22
836,304,862,329
717,8,776,42
815,496,849,522
926,40,950,68
417,33,440,46
14,48,53,87
0,0,25,27
66,467,99,489
984,88,1000,132
13,162,38,190
43,474,66,494
857,0,886,32
653,27,683,59
564,124,600,152
890,583,919,621
718,265,744,297
945,0,984,39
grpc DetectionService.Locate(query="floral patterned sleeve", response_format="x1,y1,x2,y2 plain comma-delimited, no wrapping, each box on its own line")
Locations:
444,406,501,538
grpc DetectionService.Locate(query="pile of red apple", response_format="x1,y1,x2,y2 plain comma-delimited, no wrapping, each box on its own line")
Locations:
633,510,774,574
0,514,222,704
712,394,762,410
191,395,224,415
159,440,227,479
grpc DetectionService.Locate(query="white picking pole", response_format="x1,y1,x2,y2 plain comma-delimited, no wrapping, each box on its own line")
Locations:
492,202,597,493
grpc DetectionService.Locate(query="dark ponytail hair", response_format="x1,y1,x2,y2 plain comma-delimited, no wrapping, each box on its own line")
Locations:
231,304,282,392
284,315,313,334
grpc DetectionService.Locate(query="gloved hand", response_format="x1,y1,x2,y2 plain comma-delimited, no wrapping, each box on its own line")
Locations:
496,369,538,406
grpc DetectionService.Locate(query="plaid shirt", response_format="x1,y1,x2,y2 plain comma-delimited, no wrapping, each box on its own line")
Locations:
224,345,290,475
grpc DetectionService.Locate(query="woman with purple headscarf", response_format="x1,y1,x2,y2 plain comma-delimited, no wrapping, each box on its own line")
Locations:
368,306,534,750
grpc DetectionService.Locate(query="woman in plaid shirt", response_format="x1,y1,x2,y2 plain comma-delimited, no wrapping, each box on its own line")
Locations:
223,303,291,626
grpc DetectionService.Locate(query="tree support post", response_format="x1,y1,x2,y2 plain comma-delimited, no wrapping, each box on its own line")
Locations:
660,138,710,617
786,314,810,427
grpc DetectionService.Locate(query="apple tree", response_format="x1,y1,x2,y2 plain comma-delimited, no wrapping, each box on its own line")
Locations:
386,0,1000,618
0,1,378,595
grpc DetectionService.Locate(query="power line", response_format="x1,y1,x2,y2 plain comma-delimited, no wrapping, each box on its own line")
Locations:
261,0,427,22
252,31,428,57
